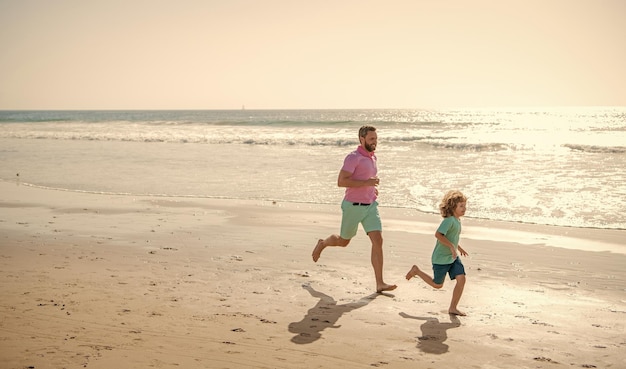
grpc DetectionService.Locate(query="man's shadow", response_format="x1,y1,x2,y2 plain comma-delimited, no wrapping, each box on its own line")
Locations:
288,284,389,344
399,312,461,354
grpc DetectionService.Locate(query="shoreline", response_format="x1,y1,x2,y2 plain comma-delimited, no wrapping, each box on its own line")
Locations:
0,179,626,242
1,181,625,368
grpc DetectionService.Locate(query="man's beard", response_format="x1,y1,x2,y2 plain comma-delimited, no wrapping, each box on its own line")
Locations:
364,143,376,152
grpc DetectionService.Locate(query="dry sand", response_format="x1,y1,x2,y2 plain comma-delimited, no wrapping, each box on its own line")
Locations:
1,181,625,369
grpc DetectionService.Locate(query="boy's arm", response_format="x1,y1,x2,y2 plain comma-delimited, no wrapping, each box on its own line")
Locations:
435,231,458,259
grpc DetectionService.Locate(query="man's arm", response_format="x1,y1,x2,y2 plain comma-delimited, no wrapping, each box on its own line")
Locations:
337,170,379,188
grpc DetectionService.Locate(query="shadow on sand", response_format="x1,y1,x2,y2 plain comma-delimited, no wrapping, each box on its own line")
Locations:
288,284,391,344
399,312,461,354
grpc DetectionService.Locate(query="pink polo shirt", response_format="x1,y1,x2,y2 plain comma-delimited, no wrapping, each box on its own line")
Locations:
341,146,378,203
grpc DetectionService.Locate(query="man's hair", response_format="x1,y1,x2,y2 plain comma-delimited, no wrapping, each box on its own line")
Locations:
439,190,467,217
359,125,376,138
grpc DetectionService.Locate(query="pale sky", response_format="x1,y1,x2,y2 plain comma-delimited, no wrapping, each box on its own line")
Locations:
1,0,625,110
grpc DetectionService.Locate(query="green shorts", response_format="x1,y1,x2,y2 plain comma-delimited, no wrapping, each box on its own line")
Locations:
339,200,382,239
433,257,465,285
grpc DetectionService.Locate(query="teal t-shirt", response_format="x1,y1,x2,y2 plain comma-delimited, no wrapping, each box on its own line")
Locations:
431,216,462,265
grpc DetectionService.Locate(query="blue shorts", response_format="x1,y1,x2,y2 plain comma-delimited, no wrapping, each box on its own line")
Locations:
433,257,465,285
339,200,382,239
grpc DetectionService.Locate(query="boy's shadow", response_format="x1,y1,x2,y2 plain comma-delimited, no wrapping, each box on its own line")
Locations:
288,284,389,344
399,312,461,354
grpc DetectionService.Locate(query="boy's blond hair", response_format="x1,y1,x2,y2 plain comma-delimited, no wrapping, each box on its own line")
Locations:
439,190,467,217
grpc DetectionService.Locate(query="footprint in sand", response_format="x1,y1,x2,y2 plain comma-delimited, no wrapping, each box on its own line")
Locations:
533,357,558,364
370,361,389,367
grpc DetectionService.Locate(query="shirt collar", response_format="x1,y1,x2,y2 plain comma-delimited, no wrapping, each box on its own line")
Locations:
357,145,375,158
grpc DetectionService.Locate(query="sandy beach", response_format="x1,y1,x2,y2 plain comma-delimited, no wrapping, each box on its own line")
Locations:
1,180,625,369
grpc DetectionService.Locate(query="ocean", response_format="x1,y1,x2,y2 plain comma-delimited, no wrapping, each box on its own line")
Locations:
1,108,624,230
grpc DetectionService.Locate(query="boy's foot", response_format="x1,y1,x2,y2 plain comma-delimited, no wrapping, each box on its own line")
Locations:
376,283,397,293
449,309,466,316
312,239,325,262
405,265,420,280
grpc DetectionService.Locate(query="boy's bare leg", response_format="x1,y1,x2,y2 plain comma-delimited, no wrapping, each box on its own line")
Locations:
369,231,397,293
312,234,350,262
406,265,443,289
448,274,466,316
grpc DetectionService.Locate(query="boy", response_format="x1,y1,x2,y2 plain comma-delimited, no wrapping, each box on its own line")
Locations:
406,190,468,315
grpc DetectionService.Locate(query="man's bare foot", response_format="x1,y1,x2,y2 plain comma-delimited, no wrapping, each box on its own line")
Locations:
449,309,466,316
405,265,420,280
312,239,325,262
376,283,397,293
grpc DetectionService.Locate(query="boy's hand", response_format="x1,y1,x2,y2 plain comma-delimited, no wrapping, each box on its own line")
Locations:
458,245,468,257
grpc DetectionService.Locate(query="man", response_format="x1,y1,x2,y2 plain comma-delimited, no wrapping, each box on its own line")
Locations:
312,125,397,293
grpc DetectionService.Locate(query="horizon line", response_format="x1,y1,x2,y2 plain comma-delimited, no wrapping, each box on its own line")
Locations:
1,105,625,112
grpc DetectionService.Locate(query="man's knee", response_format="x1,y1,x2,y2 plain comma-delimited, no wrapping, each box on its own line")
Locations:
367,230,383,246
